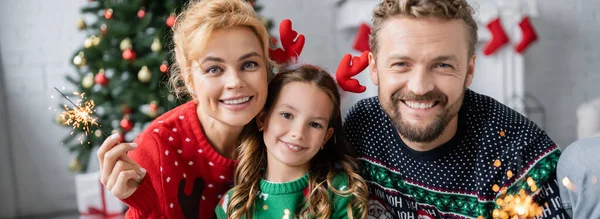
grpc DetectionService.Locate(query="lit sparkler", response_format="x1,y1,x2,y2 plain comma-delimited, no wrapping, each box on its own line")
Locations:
54,87,106,143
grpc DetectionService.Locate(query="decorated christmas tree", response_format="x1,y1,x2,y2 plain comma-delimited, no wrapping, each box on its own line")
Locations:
58,0,273,173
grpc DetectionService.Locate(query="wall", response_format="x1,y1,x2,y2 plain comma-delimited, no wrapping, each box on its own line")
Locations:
0,0,85,217
524,0,600,148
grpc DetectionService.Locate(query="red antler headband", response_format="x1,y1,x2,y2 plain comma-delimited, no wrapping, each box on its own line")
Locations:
336,51,369,93
269,19,368,93
269,19,305,64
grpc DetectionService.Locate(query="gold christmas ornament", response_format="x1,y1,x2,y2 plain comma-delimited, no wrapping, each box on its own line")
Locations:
92,35,100,46
76,18,87,30
138,66,152,83
69,159,82,172
82,73,95,88
151,38,162,52
120,38,132,51
73,52,86,67
83,37,93,48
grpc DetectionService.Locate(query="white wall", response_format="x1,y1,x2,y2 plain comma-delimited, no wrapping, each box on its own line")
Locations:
0,50,18,218
0,0,598,216
0,0,86,217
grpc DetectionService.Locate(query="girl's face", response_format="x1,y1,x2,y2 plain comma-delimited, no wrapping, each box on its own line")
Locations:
191,27,268,128
259,82,334,170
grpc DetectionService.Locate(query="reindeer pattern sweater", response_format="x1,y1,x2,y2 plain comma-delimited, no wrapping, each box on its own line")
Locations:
122,101,237,219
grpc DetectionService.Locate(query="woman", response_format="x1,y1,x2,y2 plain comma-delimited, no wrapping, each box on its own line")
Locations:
96,0,271,218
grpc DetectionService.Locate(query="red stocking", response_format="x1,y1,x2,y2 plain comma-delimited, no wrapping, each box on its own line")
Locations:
515,16,538,54
353,23,371,52
483,18,509,56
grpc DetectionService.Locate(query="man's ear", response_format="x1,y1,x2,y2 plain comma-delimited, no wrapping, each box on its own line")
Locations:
369,52,379,86
465,54,476,88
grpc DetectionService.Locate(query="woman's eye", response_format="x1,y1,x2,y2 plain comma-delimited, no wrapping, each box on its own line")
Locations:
242,61,258,70
205,66,222,74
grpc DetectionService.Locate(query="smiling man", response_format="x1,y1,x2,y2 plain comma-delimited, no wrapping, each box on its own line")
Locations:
344,0,568,218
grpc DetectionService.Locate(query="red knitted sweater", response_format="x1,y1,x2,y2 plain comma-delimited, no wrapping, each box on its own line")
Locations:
122,101,237,218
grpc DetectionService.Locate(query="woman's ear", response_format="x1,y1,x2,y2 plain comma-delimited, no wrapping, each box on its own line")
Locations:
256,111,266,131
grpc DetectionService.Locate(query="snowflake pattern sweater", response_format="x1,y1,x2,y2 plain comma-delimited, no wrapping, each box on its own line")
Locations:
344,90,568,219
121,101,237,219
215,172,355,219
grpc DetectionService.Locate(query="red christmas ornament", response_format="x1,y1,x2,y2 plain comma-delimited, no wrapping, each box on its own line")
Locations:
94,71,109,86
121,105,132,114
122,48,136,60
149,102,158,111
120,117,133,132
137,8,146,18
160,62,169,73
104,9,113,19
269,36,278,47
166,14,176,28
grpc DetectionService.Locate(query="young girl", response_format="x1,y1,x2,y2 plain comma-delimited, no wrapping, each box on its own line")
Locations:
96,0,271,218
215,65,368,218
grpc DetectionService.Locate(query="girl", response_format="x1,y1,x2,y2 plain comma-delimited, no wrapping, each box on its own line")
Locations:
216,65,369,218
96,0,271,218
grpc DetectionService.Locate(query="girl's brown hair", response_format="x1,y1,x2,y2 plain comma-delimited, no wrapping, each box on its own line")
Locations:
169,0,271,99
228,65,368,218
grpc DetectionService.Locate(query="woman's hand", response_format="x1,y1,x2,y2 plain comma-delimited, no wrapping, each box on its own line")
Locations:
97,134,147,199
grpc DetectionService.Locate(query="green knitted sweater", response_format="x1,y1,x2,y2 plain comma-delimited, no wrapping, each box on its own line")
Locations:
215,172,356,219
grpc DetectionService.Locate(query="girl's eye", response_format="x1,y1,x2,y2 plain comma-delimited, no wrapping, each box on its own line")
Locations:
281,112,292,119
242,61,258,70
205,66,223,74
309,122,323,129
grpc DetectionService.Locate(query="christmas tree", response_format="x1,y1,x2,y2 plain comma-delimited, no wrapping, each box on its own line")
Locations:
59,0,273,173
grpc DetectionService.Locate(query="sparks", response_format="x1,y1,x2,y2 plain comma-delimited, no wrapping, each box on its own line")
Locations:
494,188,543,218
55,87,103,144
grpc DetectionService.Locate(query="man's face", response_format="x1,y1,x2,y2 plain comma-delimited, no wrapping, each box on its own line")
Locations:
369,16,475,143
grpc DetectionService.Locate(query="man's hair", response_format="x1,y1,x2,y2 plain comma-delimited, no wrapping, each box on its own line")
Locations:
370,0,478,57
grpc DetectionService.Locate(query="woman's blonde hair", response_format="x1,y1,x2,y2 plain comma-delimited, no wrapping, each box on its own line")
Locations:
228,65,369,218
169,0,271,99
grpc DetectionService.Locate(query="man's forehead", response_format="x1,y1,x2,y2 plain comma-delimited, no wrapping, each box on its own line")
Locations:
381,15,468,39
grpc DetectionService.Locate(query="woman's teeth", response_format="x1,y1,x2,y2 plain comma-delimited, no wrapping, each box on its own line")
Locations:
223,97,250,105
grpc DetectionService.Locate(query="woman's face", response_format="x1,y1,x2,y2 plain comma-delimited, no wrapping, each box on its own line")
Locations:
191,27,268,128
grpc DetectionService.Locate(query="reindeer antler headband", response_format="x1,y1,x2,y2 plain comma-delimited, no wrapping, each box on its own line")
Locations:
269,19,369,93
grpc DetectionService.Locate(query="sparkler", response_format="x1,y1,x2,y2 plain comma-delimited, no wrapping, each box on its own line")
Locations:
54,87,107,143
491,158,543,219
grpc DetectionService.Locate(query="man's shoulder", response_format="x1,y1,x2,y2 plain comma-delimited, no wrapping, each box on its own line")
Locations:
348,96,380,115
344,97,381,124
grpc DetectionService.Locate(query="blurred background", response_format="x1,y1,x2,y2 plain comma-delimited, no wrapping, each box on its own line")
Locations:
0,0,598,218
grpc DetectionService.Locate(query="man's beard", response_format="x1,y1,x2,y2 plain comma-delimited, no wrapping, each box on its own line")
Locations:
381,88,464,143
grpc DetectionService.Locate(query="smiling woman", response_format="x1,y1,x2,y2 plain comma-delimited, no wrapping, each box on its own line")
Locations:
94,0,272,218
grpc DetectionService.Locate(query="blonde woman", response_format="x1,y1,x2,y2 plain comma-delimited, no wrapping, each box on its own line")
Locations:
96,0,271,218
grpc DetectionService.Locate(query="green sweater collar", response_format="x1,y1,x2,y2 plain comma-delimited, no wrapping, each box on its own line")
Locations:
259,173,309,195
